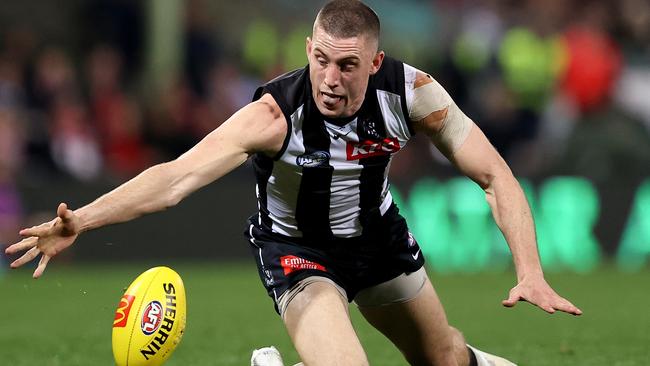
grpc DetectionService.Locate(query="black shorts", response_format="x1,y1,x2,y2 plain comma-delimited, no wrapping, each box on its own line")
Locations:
244,204,425,314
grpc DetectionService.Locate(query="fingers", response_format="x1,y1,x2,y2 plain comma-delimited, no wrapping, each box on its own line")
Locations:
33,255,51,279
5,236,38,255
505,288,583,315
501,292,520,307
17,203,73,238
19,219,57,238
57,202,73,223
504,295,556,314
536,292,582,315
57,202,68,216
551,297,583,316
538,303,557,314
10,246,41,269
8,246,53,279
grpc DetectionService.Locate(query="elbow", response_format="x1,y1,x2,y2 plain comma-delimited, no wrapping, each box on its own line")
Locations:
481,163,520,202
165,188,184,209
478,172,496,192
151,162,186,210
480,156,513,191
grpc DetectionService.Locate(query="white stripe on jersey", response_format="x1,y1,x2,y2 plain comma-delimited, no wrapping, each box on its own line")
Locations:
403,63,418,117
325,118,363,237
256,184,262,226
267,105,305,236
376,89,412,143
380,189,393,215
375,89,409,219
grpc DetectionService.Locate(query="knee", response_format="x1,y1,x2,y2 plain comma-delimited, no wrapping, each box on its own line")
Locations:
418,326,468,366
406,327,461,366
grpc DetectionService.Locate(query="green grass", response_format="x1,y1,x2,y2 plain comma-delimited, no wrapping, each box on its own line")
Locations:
0,263,648,365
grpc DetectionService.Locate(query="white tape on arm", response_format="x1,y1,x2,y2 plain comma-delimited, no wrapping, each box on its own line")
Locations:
409,78,473,152
437,102,474,152
409,78,452,121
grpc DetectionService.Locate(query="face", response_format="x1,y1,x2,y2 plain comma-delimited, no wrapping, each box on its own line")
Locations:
307,25,384,118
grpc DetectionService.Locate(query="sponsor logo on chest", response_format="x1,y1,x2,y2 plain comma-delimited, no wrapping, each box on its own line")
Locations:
346,138,401,160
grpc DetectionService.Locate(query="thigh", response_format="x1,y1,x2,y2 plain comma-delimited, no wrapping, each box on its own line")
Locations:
357,274,467,366
284,281,369,366
245,221,342,314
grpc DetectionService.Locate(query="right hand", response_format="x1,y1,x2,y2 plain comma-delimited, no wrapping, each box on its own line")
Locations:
5,203,81,278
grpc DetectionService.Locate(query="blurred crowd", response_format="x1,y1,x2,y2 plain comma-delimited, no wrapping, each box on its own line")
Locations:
1,0,650,246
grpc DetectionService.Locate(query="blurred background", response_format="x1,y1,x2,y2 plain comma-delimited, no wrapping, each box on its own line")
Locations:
0,0,649,273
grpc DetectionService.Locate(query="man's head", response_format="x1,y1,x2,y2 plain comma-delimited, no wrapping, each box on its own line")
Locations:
307,0,384,118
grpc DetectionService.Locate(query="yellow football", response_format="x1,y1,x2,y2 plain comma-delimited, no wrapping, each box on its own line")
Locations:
112,266,187,366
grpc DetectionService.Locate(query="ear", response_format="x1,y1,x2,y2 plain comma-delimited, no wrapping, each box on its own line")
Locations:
306,36,312,58
369,50,385,75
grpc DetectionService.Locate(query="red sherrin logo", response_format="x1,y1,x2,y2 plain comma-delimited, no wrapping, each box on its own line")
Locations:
113,294,135,328
141,301,163,335
280,255,327,275
346,138,400,160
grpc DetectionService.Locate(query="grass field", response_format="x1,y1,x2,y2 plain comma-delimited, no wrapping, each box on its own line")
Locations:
0,262,648,366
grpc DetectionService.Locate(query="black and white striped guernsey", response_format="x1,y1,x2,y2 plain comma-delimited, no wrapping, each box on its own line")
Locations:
252,56,420,241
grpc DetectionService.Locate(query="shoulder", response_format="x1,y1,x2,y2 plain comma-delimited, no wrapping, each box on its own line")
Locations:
236,93,287,157
253,66,309,117
370,55,407,92
253,93,284,120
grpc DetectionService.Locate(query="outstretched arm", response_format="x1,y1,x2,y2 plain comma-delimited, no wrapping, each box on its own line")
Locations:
6,93,286,278
410,72,582,315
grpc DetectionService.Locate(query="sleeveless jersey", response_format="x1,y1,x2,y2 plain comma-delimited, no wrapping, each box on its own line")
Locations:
252,56,420,241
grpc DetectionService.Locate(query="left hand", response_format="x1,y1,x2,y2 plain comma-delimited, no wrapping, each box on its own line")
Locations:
502,275,583,315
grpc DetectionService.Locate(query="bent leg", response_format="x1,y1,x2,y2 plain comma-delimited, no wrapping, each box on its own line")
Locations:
283,281,369,366
358,275,469,366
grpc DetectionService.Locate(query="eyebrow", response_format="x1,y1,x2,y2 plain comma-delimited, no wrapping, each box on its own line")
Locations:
313,47,360,63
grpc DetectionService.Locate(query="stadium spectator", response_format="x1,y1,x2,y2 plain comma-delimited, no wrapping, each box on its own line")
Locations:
559,2,622,115
86,44,153,178
0,107,25,249
48,95,103,181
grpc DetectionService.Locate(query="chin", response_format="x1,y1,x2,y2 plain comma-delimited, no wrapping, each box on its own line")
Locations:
321,110,344,118
317,103,345,118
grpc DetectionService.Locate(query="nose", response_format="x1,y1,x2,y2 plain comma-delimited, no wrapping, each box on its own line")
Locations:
323,64,340,89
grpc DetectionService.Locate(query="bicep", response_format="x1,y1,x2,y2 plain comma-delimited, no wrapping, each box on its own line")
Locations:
169,94,287,195
448,124,510,189
407,69,510,189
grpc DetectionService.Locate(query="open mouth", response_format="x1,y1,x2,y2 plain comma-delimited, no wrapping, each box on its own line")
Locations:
321,91,343,106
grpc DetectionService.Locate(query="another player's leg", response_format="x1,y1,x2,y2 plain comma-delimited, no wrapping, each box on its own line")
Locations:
356,269,467,365
283,279,369,366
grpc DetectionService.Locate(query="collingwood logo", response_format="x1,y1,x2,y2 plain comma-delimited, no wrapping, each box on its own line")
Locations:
296,151,330,167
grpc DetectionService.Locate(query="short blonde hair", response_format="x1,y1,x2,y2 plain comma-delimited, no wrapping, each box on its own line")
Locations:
314,0,380,44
